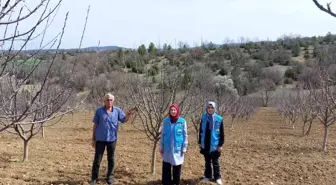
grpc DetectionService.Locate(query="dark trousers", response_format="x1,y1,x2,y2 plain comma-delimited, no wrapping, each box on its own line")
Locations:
204,152,221,180
162,161,182,185
91,141,117,182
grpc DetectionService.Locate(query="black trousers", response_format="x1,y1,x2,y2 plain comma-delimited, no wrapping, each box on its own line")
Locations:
204,152,221,180
162,161,182,185
91,141,117,182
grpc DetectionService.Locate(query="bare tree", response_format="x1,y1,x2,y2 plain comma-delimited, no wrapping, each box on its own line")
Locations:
286,93,300,129
124,63,194,174
184,68,213,142
0,1,90,161
237,96,259,123
262,68,282,85
308,68,336,152
275,92,301,129
298,67,319,89
212,75,239,115
274,93,293,127
87,72,125,109
1,83,85,161
296,87,317,136
226,97,245,126
258,78,276,107
275,97,290,125
182,69,243,142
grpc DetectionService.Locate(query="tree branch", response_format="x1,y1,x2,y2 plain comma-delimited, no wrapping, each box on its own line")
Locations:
313,0,336,18
0,0,47,25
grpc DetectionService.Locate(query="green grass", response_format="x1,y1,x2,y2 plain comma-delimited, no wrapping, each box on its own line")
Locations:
1,59,42,72
11,59,42,66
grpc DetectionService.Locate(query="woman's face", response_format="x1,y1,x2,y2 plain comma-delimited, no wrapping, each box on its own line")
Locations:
207,104,215,115
170,107,177,117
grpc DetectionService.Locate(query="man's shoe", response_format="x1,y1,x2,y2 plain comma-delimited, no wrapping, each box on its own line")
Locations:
216,179,223,185
90,180,97,185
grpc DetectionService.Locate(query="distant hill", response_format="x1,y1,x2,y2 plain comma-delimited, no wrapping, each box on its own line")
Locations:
16,45,127,53
81,45,126,51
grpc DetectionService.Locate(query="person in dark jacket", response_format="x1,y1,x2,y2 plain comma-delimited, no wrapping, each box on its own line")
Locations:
198,101,224,185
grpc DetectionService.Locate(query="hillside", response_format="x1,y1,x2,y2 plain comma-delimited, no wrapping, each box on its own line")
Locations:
64,32,336,97
7,32,336,107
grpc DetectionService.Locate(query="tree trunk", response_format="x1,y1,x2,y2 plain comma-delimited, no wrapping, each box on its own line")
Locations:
71,112,74,124
302,121,306,136
322,125,328,152
263,91,269,107
231,116,236,128
23,140,29,162
305,120,313,136
42,126,45,138
85,112,87,124
194,127,199,143
151,140,159,174
302,120,312,136
282,117,286,125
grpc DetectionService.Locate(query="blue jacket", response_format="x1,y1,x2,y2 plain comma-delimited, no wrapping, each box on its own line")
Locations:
161,117,188,154
200,113,223,153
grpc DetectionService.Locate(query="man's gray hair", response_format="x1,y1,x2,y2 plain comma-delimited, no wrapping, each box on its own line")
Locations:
104,93,114,100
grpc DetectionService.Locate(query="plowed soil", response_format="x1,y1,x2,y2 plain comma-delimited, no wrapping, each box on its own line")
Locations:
1,107,336,185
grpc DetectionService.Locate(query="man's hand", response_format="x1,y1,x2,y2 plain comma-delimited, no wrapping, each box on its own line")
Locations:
127,107,138,115
217,146,223,152
124,107,138,123
91,139,96,149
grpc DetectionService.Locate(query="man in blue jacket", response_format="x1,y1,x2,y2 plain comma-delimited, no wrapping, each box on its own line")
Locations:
199,101,224,185
90,93,137,185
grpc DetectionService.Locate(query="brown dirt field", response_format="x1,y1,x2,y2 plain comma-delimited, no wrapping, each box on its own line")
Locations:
1,107,336,185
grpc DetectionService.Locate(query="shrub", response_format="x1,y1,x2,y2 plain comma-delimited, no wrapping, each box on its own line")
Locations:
148,65,159,76
272,49,292,65
284,68,297,80
218,68,228,76
210,63,219,71
291,43,301,57
284,77,293,84
189,48,205,60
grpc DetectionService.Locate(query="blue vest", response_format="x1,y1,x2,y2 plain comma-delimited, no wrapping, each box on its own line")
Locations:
200,113,223,152
162,117,186,153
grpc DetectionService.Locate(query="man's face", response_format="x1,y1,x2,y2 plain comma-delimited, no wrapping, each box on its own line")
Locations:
104,97,114,107
207,104,215,115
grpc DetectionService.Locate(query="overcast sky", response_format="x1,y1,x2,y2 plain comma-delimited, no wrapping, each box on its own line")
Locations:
4,0,336,49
